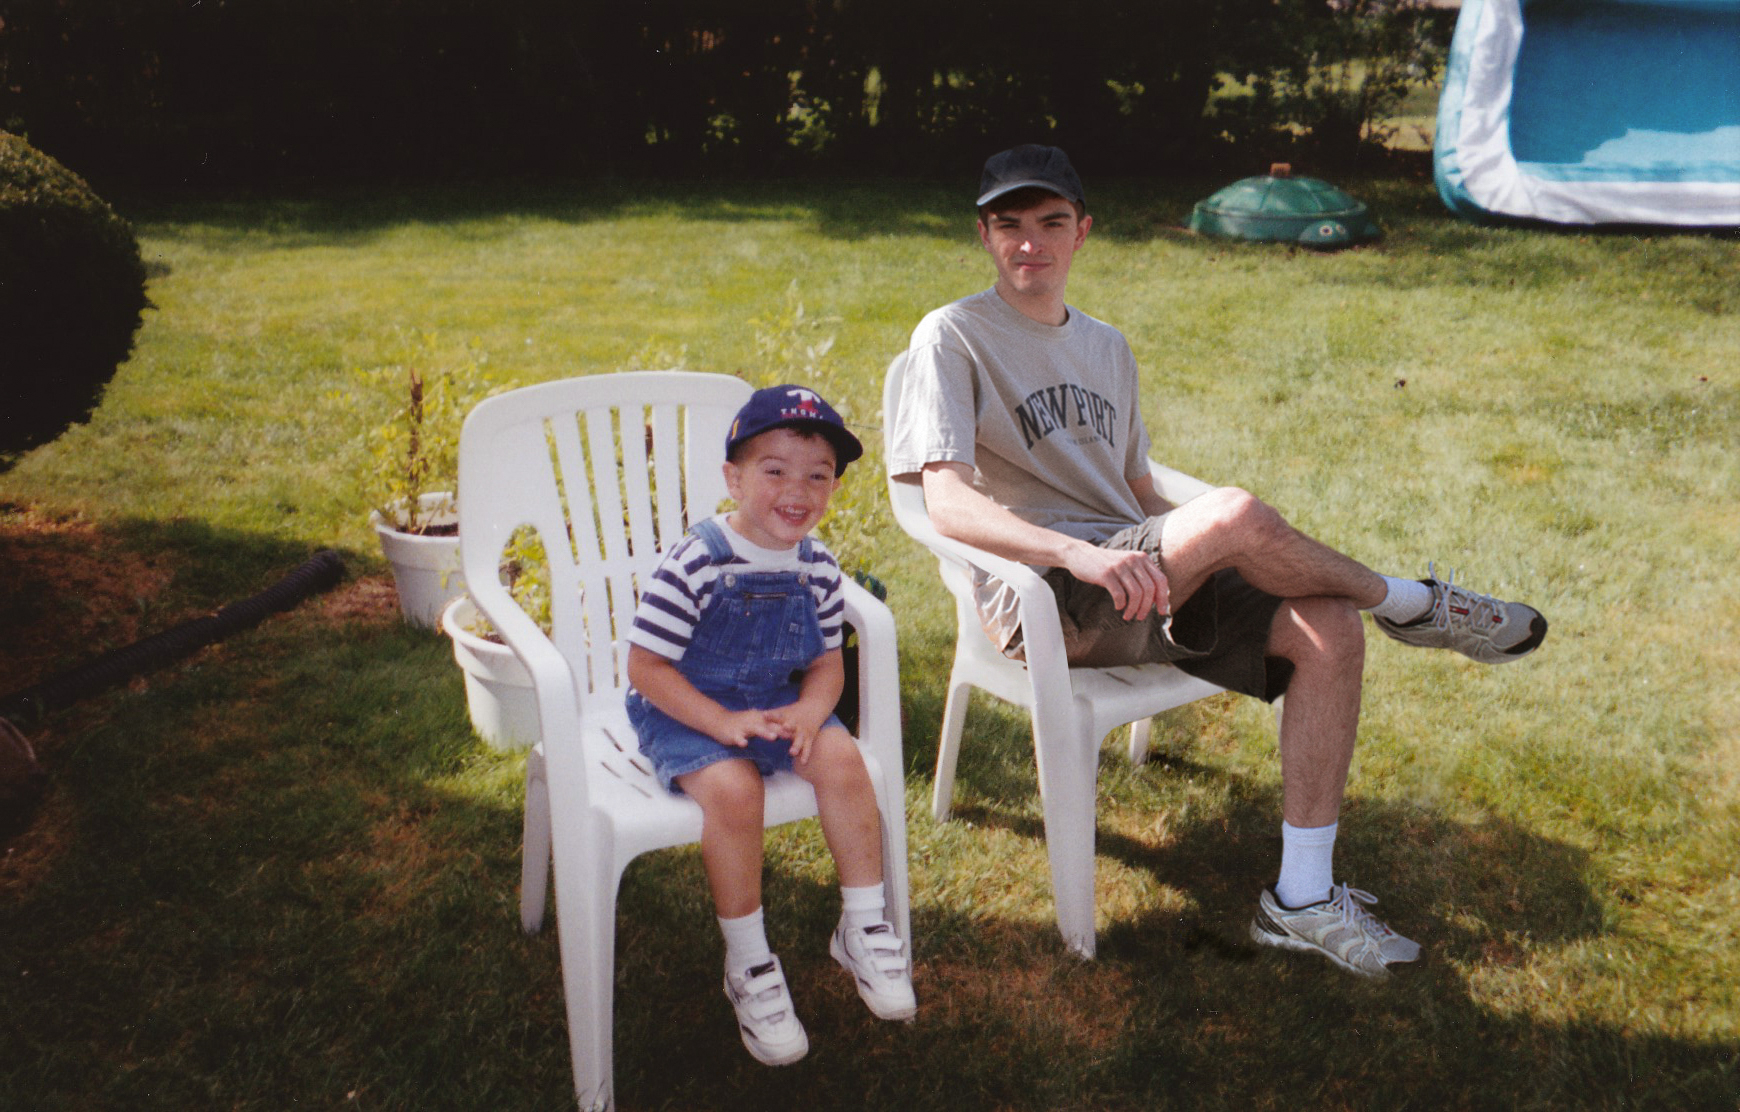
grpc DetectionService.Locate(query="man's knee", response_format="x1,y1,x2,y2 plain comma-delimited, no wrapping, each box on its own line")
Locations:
1194,486,1289,547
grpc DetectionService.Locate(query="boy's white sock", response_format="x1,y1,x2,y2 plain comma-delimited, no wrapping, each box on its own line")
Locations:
1275,821,1338,909
719,907,773,972
1365,576,1433,624
839,883,887,932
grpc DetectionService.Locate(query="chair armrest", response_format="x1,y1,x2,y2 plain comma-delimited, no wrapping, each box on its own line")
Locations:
467,581,586,748
1148,460,1215,506
839,577,901,758
883,475,1073,682
885,474,1046,594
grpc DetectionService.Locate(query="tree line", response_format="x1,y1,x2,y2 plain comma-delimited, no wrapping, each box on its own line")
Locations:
0,0,1448,190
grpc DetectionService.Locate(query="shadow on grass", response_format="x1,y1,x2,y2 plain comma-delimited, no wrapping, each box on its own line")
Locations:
125,178,983,252
4,515,1735,1110
891,717,1738,1111
128,175,1474,253
0,516,586,1108
610,787,1739,1110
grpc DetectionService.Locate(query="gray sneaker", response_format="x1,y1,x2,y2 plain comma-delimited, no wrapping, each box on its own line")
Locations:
1250,884,1421,980
1374,564,1547,664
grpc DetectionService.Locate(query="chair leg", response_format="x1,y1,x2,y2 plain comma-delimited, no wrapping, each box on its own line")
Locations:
930,675,973,822
1033,718,1101,959
520,745,552,935
1126,718,1153,767
868,759,914,946
558,847,622,1112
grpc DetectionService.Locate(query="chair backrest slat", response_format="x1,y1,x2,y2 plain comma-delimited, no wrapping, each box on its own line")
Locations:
620,403,658,561
461,372,753,704
648,402,687,553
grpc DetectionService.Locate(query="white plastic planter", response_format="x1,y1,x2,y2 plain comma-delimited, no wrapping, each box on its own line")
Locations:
370,492,463,630
441,596,539,751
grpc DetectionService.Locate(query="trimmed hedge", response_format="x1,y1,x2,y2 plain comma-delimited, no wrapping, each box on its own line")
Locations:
0,132,149,461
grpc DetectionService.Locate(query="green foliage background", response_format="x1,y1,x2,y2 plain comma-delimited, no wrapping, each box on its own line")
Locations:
0,1,1449,190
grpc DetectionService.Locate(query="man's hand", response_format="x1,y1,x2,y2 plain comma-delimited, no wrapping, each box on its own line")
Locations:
921,461,1172,622
1061,541,1170,622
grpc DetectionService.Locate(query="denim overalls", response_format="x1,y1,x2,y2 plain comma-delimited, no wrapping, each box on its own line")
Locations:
626,517,843,793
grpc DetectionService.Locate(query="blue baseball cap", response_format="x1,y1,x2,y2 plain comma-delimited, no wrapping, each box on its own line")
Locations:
725,385,864,476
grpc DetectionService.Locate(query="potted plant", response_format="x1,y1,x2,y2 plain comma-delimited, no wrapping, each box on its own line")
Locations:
442,529,550,750
362,350,488,629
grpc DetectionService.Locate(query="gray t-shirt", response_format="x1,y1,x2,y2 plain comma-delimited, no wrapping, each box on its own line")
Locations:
887,287,1153,553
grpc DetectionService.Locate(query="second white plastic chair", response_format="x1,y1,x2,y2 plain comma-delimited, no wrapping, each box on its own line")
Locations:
882,351,1222,959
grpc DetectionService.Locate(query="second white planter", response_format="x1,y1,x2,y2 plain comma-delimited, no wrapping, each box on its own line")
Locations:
442,596,539,751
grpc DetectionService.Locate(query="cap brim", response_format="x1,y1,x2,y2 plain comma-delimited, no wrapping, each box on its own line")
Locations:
976,179,1083,207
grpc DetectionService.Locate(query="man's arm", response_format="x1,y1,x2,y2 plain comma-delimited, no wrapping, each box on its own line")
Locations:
920,461,1170,621
1129,471,1177,519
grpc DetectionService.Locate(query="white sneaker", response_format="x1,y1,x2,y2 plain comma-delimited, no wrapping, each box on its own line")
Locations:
723,955,809,1066
1249,884,1421,980
830,922,917,1021
1374,563,1547,664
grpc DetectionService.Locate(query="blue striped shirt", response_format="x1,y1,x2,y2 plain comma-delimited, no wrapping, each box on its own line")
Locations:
628,514,846,662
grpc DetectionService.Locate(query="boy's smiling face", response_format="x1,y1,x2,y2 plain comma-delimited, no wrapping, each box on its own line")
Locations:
723,427,841,550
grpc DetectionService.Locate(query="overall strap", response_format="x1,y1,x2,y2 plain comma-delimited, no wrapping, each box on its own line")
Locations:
689,516,735,564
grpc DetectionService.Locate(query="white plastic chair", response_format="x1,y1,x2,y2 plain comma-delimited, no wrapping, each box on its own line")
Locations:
458,371,911,1111
882,351,1224,959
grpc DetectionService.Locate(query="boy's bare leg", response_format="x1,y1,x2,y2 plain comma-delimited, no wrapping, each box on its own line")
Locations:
678,759,769,919
1159,487,1387,611
796,726,883,888
803,725,916,1021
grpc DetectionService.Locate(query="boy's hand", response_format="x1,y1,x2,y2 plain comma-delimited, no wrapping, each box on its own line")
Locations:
710,709,789,749
766,703,830,764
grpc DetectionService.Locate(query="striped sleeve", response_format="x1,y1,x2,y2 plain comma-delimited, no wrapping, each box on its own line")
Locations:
628,534,718,661
804,541,848,652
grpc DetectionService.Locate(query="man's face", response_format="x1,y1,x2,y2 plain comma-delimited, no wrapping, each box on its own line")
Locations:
977,196,1092,307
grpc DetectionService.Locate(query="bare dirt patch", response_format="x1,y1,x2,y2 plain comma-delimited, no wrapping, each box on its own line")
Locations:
0,505,176,695
0,503,400,885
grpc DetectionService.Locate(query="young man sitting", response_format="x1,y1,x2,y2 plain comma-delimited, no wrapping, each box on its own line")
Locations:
886,144,1547,979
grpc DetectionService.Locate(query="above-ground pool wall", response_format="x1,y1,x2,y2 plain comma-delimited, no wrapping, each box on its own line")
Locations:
1435,0,1740,226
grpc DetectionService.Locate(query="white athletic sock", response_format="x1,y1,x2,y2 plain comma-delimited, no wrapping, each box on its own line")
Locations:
719,907,773,973
1276,821,1338,909
839,883,887,932
1365,576,1433,624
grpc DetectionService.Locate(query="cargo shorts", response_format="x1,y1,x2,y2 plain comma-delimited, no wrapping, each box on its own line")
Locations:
974,513,1294,703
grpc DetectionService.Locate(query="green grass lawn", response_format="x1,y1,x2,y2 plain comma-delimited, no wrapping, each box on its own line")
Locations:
3,176,1737,1110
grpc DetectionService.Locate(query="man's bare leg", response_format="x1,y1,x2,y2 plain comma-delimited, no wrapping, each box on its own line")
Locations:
1158,487,1386,611
1157,486,1547,665
1265,595,1364,828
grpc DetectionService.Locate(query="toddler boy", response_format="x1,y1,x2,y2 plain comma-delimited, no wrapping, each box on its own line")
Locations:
625,384,916,1066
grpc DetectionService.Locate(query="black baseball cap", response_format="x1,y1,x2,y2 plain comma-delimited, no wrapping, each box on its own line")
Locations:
725,385,864,477
977,144,1086,208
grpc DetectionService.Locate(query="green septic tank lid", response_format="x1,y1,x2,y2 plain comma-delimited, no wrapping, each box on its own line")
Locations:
1188,164,1380,250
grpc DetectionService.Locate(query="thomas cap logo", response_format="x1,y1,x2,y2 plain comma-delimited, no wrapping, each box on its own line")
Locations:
779,388,824,420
